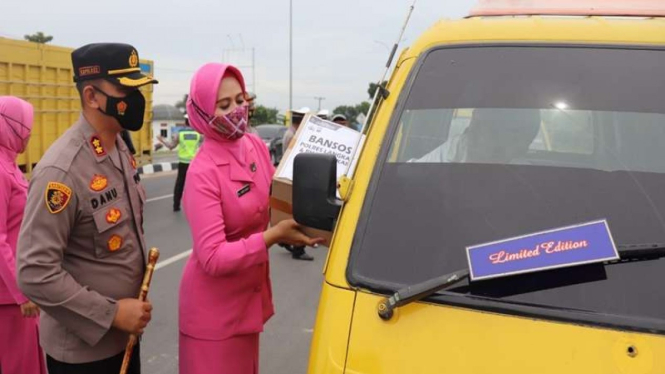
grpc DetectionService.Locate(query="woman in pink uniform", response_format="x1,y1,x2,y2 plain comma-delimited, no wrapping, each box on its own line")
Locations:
179,63,322,374
0,96,46,374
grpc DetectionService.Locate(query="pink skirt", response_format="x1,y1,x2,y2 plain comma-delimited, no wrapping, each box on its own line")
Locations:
179,332,259,374
0,304,46,374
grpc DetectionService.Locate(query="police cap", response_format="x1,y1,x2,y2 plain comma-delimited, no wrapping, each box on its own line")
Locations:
72,43,158,87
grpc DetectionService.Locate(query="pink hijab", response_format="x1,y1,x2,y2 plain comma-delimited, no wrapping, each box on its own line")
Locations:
186,63,246,143
0,96,33,167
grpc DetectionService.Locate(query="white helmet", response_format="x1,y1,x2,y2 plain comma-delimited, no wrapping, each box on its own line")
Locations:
291,106,311,115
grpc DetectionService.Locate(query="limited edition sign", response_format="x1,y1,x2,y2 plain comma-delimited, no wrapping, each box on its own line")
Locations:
466,220,619,281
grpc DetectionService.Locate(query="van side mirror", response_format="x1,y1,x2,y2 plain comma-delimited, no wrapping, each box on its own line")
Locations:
292,153,343,231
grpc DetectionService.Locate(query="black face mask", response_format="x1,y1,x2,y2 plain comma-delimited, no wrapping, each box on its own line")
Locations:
93,86,146,131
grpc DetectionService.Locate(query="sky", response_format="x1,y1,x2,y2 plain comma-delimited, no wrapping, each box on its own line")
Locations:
0,0,474,114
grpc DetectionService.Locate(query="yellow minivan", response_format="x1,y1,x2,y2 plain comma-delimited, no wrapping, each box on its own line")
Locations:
292,1,665,373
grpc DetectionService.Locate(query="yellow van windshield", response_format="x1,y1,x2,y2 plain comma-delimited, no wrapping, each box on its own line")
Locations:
349,45,665,334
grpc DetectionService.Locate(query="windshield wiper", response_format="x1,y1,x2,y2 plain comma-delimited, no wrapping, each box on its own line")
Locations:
377,243,665,320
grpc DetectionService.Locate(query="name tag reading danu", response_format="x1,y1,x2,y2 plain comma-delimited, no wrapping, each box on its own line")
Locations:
466,220,619,281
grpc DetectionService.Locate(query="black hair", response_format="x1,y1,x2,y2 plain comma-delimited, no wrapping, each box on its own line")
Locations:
75,79,106,105
76,79,97,95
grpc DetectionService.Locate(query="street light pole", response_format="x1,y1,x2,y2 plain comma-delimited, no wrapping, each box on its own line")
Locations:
252,47,256,94
289,0,293,113
314,96,325,111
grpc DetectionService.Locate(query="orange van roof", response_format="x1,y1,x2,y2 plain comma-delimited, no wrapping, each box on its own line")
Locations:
470,0,665,17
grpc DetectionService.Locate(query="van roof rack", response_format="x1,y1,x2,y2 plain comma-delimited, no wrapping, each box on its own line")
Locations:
469,0,665,18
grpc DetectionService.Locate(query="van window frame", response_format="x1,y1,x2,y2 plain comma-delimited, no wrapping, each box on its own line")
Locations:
346,43,665,335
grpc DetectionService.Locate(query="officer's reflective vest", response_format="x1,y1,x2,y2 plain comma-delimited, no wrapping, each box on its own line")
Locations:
178,129,201,163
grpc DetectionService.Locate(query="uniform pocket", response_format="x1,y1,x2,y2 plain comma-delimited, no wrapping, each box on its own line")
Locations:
92,200,131,258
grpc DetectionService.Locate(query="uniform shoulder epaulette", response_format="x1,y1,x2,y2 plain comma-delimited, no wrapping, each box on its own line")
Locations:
36,134,85,174
52,138,84,172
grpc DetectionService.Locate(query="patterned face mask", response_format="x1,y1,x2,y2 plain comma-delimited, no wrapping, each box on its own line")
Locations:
209,105,249,140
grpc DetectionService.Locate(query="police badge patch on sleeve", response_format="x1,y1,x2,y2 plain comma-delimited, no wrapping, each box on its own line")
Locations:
45,182,72,214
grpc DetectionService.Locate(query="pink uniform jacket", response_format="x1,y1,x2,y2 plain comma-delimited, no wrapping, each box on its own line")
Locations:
0,150,29,306
0,97,32,306
179,130,276,340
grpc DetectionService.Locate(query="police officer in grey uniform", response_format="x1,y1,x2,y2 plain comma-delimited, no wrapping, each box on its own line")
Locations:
17,43,158,374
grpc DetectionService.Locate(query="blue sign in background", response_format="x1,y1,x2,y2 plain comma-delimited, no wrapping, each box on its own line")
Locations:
140,63,152,74
466,220,618,281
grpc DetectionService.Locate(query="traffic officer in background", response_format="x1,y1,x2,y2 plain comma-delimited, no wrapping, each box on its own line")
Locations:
17,43,157,374
158,116,202,211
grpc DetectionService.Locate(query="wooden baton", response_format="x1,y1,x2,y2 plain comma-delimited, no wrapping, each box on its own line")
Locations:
119,247,160,374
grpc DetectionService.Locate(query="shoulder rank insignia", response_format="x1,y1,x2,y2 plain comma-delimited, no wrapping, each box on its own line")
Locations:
90,174,108,192
90,136,106,156
106,208,122,224
108,235,123,252
45,182,72,214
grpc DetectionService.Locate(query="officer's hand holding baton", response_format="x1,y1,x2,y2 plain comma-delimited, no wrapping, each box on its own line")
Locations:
112,299,152,335
119,248,160,374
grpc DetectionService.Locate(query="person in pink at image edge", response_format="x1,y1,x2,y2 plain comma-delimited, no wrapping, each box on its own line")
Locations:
0,96,46,374
178,63,323,374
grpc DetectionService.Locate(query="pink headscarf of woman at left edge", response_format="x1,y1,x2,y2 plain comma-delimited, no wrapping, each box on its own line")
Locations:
0,96,33,167
186,63,246,141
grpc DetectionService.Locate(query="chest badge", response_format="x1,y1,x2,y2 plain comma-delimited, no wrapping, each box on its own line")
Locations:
106,208,122,224
130,155,137,170
90,136,106,157
45,182,72,214
250,162,257,173
108,235,123,252
90,174,108,192
237,184,251,197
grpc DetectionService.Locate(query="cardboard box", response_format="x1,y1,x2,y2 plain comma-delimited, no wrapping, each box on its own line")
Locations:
270,115,363,247
270,177,333,246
